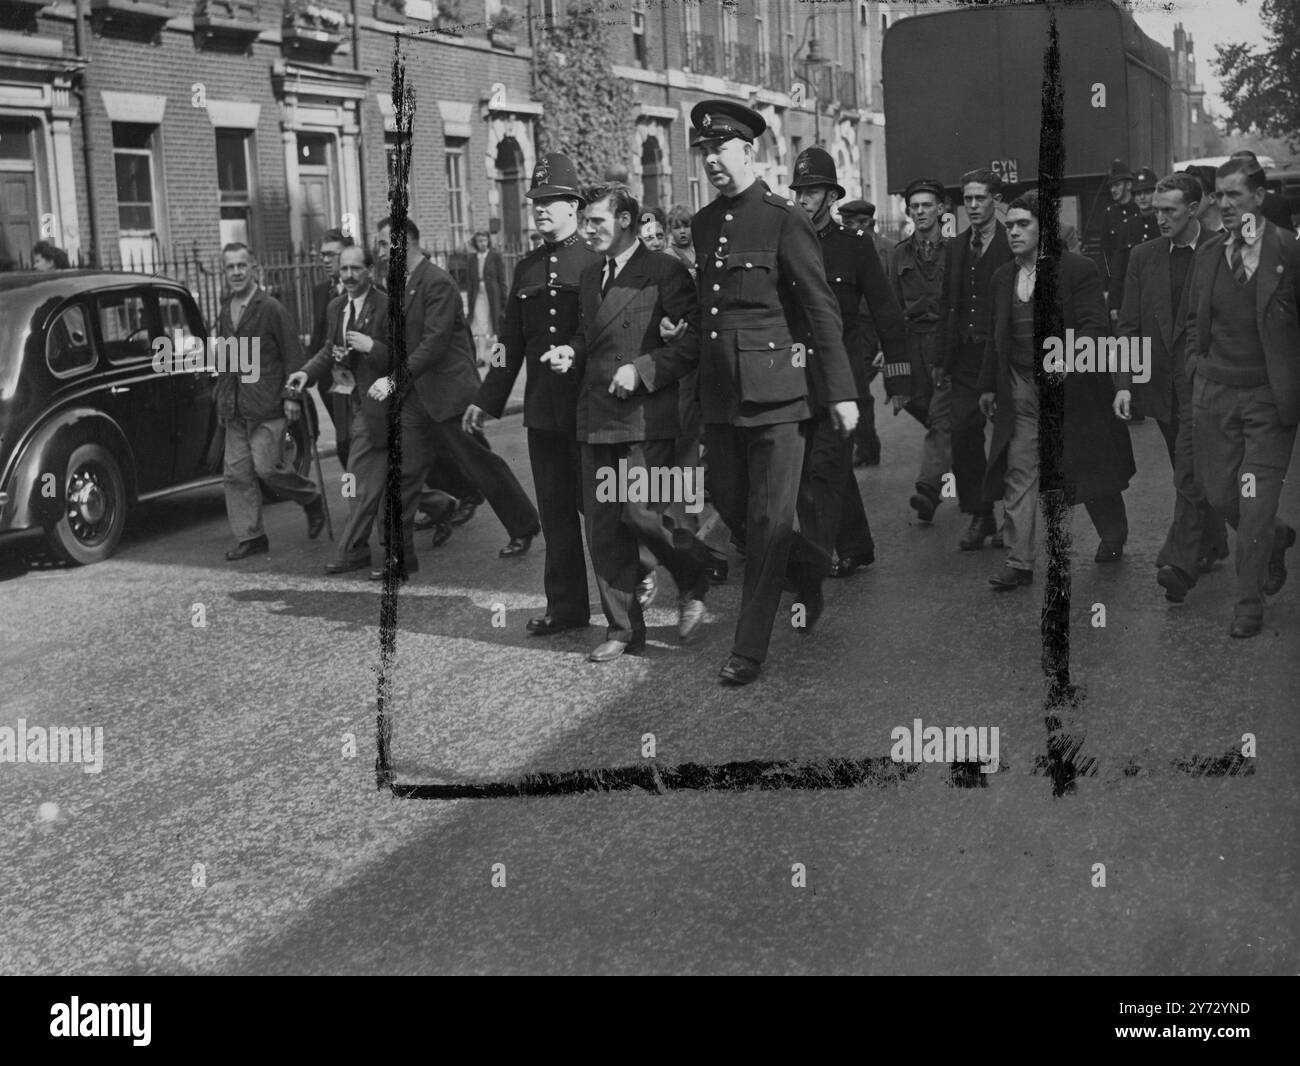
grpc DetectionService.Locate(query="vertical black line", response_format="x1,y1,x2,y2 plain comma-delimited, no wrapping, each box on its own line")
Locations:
376,35,414,792
1036,7,1082,796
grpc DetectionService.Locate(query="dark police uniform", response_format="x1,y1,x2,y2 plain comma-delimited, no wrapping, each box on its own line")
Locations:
476,155,601,626
690,104,857,674
788,147,908,578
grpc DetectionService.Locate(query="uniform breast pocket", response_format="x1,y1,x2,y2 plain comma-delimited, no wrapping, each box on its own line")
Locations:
727,250,777,307
735,326,804,404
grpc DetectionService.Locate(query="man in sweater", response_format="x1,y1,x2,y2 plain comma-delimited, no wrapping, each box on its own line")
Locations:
1186,157,1300,638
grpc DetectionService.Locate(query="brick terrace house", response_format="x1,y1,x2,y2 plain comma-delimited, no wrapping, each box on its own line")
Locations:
0,0,913,277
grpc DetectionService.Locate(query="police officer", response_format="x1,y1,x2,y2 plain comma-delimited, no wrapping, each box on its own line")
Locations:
835,198,888,466
1130,167,1162,245
690,100,859,686
465,153,602,634
1097,158,1142,321
788,147,908,581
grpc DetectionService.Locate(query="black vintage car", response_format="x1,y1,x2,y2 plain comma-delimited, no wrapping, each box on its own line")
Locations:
0,271,312,564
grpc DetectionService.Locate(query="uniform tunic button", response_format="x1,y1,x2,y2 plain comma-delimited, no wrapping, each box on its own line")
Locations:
710,307,718,315
550,307,556,315
768,342,775,349
745,262,752,268
550,256,558,263
719,237,728,244
834,276,842,282
715,261,723,268
725,214,733,221
710,331,718,339
549,326,557,333
712,284,720,291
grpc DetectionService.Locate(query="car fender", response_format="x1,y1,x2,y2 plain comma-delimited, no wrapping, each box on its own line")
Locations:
0,409,138,532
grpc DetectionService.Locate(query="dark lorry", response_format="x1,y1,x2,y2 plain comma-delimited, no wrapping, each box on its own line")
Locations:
882,1,1173,251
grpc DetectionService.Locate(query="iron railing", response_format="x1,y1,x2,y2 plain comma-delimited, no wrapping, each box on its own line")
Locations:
64,240,526,337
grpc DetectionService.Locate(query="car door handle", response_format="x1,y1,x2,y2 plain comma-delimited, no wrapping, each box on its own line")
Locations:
109,386,131,394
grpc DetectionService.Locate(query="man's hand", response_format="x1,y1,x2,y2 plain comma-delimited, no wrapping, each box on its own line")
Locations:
890,394,910,414
871,351,886,371
462,403,487,434
286,370,309,393
659,316,687,342
829,400,860,437
345,330,373,353
541,345,575,374
1113,389,1132,421
609,363,639,399
283,399,302,423
369,377,395,402
331,344,347,363
931,366,949,390
979,391,997,419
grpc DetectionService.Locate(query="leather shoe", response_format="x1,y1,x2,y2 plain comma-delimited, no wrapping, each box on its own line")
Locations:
325,556,370,574
449,496,481,526
526,614,590,636
1229,615,1262,639
831,552,874,578
719,653,761,685
959,514,997,550
678,595,707,642
431,522,454,548
1156,565,1190,603
304,497,326,540
225,535,269,561
588,633,646,662
989,565,1033,590
370,559,418,581
499,533,535,558
1264,523,1296,596
1197,541,1229,573
636,571,657,610
414,491,456,530
1094,542,1124,563
909,491,938,523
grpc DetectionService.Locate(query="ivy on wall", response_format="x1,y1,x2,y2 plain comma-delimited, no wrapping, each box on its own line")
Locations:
534,5,638,187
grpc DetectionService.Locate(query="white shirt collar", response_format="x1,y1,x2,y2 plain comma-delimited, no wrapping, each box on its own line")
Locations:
608,240,638,276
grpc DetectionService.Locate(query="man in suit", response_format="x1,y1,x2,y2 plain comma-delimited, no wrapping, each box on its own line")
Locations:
1185,157,1300,638
543,182,710,661
788,147,909,582
215,243,326,559
308,229,354,467
287,245,391,573
369,217,540,580
1232,151,1297,234
466,230,507,366
465,153,602,634
1114,172,1229,602
979,191,1135,590
689,100,858,685
937,168,1013,550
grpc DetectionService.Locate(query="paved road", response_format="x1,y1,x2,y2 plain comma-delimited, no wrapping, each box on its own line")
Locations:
1,381,1297,974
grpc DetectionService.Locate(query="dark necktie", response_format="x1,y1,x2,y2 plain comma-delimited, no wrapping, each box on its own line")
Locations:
601,257,616,299
1230,236,1247,284
1169,244,1193,314
970,229,983,258
341,298,355,346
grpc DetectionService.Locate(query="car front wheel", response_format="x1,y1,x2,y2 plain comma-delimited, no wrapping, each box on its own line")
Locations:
47,443,127,565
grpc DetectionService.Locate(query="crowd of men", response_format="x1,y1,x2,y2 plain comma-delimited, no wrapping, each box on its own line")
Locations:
211,101,1299,682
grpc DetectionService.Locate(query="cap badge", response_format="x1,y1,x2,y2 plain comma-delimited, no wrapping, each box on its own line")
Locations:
701,113,713,129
